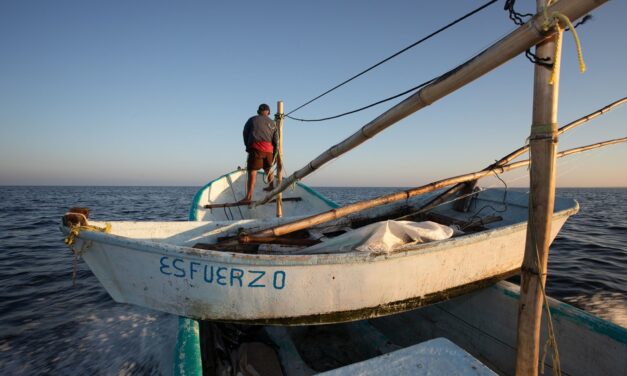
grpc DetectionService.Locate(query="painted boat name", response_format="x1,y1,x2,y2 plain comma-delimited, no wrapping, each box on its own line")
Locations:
159,256,286,290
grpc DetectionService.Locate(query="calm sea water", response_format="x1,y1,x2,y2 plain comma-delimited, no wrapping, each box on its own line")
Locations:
0,186,625,375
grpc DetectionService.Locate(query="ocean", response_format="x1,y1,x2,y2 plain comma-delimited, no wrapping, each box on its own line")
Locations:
0,186,625,375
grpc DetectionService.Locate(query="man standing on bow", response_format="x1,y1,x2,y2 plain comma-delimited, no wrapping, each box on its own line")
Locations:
240,103,278,204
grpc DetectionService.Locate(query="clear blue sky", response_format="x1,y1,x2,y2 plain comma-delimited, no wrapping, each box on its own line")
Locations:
1,0,625,187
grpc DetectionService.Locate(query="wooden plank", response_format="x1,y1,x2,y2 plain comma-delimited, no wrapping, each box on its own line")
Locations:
204,197,302,209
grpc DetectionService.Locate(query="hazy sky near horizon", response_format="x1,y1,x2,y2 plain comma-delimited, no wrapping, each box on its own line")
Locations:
1,0,625,187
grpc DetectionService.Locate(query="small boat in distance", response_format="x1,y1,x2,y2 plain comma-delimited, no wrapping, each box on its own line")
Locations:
60,169,578,324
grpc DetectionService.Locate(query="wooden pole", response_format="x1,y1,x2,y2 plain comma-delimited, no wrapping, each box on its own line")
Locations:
423,97,627,214
515,1,561,373
276,101,284,218
230,137,626,243
254,0,606,207
557,137,627,157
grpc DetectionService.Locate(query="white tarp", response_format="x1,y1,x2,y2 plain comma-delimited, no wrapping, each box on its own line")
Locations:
298,220,455,255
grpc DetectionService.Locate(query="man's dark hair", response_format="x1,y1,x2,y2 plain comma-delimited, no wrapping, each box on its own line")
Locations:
257,103,270,115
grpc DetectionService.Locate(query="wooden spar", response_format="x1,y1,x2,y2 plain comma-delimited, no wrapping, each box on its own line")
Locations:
516,0,561,372
276,101,284,217
240,137,626,240
422,97,627,214
253,0,607,208
557,137,627,157
556,96,627,136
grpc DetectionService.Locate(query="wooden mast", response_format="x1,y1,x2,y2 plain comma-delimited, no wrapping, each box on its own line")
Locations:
515,0,561,373
276,101,284,217
254,0,606,208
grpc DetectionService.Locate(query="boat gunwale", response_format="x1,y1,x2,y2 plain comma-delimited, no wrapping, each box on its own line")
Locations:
61,202,578,267
495,281,627,345
189,170,339,222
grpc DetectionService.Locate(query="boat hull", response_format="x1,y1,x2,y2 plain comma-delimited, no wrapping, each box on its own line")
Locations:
70,211,571,324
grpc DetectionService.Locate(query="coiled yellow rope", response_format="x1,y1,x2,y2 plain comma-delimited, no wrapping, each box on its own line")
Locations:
64,223,111,246
64,214,111,287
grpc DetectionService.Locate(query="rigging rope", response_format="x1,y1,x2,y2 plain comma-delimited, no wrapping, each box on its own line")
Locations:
527,193,562,376
286,79,434,122
286,1,590,123
285,0,499,118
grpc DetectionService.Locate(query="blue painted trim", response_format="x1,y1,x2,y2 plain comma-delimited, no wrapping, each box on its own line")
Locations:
174,172,240,376
549,300,627,345
297,182,339,208
189,170,339,221
496,284,627,345
189,170,242,221
172,317,202,376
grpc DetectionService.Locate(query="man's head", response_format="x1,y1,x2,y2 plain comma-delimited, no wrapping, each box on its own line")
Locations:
257,103,271,115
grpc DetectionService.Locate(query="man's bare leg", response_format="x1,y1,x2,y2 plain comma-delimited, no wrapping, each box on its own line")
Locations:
239,169,256,203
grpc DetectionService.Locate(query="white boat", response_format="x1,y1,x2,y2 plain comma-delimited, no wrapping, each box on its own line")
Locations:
61,169,578,324
59,1,627,373
60,169,627,375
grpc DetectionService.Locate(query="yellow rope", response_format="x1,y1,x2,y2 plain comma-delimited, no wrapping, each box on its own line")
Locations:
552,12,586,73
549,26,563,86
541,8,586,86
64,223,112,247
64,221,111,286
534,244,562,376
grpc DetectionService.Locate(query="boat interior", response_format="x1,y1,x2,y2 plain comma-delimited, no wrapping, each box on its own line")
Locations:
87,187,577,258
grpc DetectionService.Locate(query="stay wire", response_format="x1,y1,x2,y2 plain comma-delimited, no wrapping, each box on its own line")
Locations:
285,0,499,118
286,78,434,122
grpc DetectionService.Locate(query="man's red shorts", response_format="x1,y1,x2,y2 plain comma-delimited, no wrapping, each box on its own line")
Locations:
247,150,274,171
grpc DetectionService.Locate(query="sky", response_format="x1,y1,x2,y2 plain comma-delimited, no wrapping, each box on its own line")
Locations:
0,0,625,187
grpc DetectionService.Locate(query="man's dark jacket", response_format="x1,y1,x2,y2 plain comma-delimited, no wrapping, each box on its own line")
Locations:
243,115,278,152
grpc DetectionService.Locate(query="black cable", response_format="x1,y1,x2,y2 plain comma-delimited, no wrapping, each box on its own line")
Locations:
525,49,553,68
285,78,435,122
504,0,532,26
285,0,499,117
570,14,592,30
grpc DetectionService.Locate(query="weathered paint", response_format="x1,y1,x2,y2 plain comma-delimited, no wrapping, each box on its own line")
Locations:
173,317,201,376
205,269,519,326
62,192,575,324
